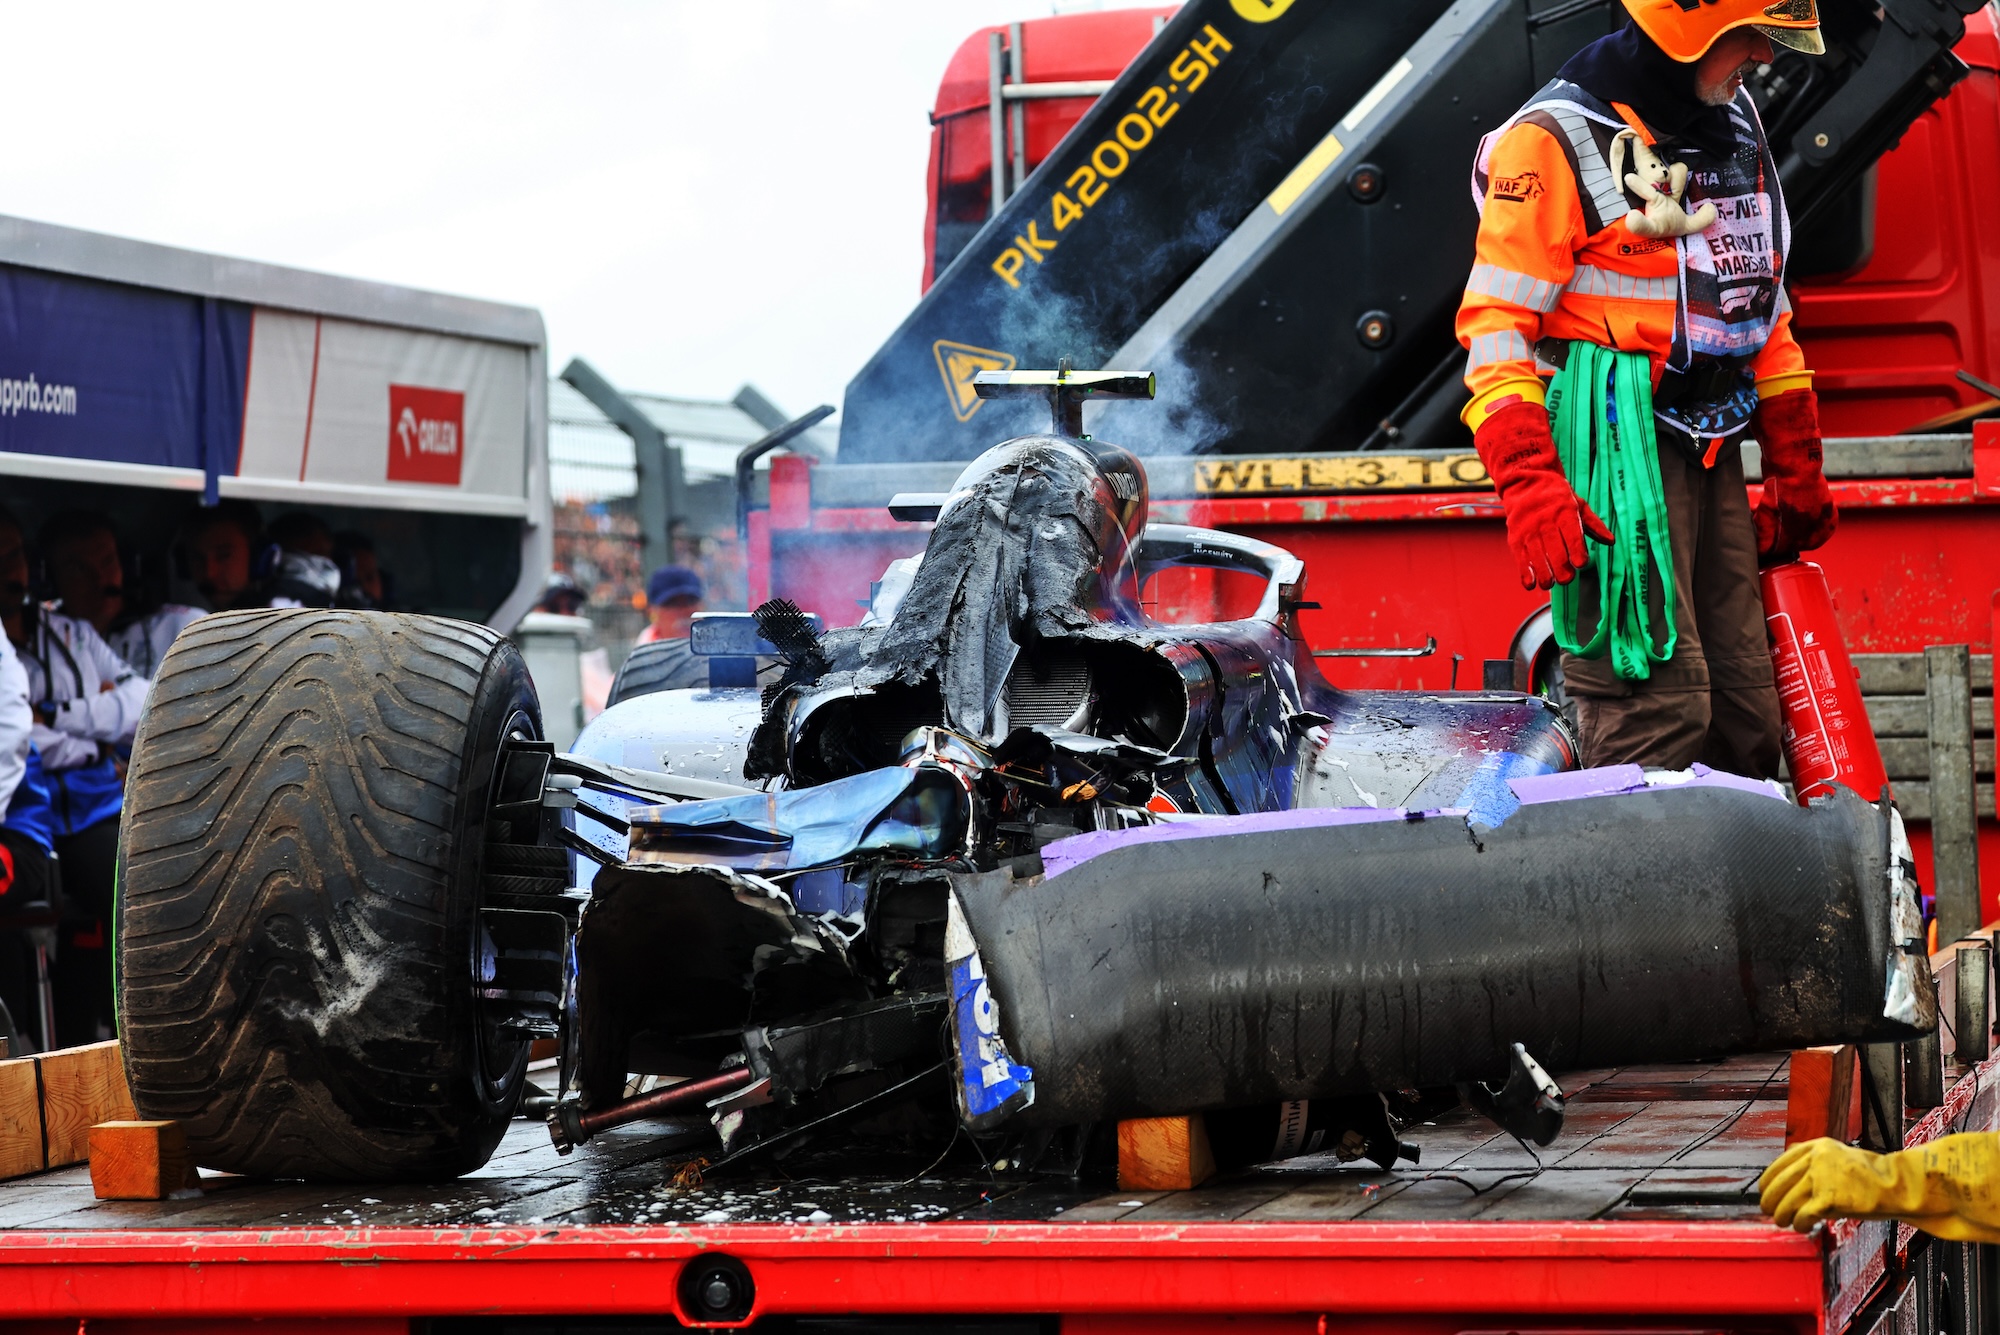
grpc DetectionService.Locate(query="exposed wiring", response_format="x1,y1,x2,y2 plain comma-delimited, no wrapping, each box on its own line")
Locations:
1669,1058,1787,1162
893,1126,969,1189
1397,1168,1542,1197
764,860,858,883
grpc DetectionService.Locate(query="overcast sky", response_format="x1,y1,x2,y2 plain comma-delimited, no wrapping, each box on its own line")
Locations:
0,1,1088,420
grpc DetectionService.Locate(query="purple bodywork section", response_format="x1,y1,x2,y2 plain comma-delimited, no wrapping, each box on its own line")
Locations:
1038,765,1785,882
1040,806,1453,880
1507,762,1786,806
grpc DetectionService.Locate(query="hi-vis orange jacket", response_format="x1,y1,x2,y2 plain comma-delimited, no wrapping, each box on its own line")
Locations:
1456,92,1812,433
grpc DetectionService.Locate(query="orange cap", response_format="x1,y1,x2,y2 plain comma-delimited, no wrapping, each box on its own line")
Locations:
1621,0,1824,63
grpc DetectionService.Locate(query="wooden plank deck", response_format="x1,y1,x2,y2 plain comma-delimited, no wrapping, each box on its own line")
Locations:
0,1058,1789,1232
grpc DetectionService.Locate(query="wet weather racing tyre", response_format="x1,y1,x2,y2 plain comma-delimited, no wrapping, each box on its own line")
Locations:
117,609,543,1181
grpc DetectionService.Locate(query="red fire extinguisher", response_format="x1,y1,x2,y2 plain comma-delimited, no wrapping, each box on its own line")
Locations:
1762,559,1889,805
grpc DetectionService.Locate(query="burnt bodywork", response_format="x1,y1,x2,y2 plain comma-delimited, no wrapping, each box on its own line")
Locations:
964,783,1912,1127
551,374,1931,1170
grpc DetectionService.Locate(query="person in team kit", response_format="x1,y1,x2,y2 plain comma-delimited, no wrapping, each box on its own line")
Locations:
0,507,144,1043
37,510,203,679
182,502,271,613
630,565,711,690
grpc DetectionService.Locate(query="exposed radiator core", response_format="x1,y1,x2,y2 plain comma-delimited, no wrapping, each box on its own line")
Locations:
1003,648,1095,732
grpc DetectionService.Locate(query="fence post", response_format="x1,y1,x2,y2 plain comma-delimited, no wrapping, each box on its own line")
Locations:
1859,1042,1905,1150
1956,940,1991,1067
1927,645,1981,945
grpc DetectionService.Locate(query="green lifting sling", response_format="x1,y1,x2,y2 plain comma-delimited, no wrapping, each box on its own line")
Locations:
1546,341,1677,681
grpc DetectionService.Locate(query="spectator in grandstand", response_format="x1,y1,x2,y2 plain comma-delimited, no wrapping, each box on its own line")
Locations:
0,506,142,1044
184,501,270,612
266,512,342,609
38,510,202,678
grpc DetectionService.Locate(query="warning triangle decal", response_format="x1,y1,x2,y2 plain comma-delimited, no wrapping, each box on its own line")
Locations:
932,340,1016,422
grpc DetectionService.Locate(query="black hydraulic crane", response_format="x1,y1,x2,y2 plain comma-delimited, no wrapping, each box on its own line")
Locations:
836,0,1988,464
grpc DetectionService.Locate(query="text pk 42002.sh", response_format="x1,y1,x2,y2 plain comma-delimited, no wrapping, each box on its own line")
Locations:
989,25,1235,290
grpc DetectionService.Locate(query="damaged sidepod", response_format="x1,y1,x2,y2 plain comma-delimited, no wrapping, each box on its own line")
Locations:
949,780,1935,1129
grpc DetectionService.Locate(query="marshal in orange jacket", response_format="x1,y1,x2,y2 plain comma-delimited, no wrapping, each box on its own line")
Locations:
1455,110,1811,432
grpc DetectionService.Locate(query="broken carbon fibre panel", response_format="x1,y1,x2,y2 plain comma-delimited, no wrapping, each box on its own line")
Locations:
1294,686,1574,825
572,863,870,1107
626,766,967,872
955,783,1934,1127
861,433,1147,739
748,432,1159,781
751,597,832,706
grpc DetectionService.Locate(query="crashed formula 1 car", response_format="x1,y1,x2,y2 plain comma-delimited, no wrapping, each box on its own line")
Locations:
115,369,1934,1182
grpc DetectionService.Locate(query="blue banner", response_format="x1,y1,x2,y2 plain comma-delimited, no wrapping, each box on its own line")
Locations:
0,263,251,492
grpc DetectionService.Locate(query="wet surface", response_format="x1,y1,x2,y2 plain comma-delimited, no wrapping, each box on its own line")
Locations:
0,1058,1786,1231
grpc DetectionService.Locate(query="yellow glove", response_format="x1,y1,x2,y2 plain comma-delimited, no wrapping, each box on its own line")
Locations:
1760,1134,2000,1244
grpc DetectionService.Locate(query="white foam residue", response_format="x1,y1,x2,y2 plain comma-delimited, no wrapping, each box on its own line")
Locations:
295,919,403,1041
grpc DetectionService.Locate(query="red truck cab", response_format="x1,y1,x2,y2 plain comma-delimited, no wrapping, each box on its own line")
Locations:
1791,10,2000,435
923,8,1177,290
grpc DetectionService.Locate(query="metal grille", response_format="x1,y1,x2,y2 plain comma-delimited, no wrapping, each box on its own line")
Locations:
1004,649,1095,731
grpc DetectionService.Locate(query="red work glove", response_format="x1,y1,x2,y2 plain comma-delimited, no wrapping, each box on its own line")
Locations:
1752,388,1837,562
1475,399,1614,591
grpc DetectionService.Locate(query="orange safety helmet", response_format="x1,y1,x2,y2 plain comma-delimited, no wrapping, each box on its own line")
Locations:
1621,0,1824,62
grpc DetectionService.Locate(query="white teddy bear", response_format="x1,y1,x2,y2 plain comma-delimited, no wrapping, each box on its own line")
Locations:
1609,129,1719,238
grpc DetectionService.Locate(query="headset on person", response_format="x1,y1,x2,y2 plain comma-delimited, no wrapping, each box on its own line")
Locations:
167,500,276,584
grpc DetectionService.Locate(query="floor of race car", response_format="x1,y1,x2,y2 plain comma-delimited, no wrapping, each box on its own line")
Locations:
0,1055,1789,1230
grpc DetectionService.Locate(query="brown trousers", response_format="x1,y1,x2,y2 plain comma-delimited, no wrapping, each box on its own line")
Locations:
1559,437,1784,779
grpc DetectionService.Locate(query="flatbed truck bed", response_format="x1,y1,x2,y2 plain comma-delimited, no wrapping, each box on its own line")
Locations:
4,1048,1995,1331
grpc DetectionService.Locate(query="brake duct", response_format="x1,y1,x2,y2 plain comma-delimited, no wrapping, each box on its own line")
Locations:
950,782,1933,1127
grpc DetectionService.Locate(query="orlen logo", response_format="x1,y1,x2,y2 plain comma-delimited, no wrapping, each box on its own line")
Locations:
386,384,465,486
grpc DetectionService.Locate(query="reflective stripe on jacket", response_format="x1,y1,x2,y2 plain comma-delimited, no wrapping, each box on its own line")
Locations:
1456,81,1810,432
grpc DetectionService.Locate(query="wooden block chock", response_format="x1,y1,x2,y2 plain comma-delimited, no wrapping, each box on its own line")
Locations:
0,1057,43,1179
1117,1114,1216,1192
89,1121,198,1200
39,1039,137,1168
1784,1045,1855,1146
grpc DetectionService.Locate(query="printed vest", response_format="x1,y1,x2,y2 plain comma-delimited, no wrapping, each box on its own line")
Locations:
1472,80,1791,446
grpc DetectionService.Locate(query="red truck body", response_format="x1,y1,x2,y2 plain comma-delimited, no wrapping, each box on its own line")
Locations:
1795,12,2000,439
